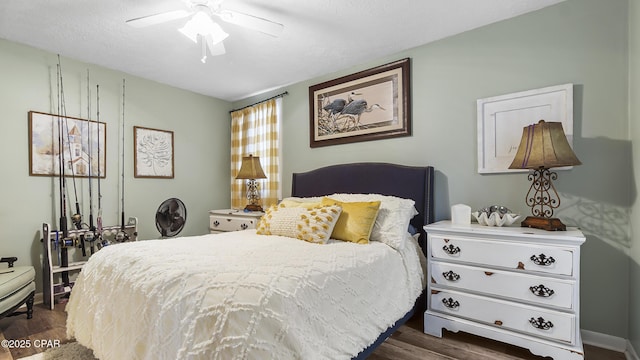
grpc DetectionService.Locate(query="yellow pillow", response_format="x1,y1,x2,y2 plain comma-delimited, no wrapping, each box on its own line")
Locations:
256,203,342,244
321,197,381,244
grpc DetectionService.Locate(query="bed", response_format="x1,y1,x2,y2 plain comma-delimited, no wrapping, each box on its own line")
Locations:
66,162,435,360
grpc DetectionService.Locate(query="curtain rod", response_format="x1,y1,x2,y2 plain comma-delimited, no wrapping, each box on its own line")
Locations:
229,91,288,113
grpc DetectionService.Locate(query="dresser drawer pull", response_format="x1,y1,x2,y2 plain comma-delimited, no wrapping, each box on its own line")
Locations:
530,253,555,266
442,244,461,255
529,316,554,330
442,297,460,309
240,223,248,230
442,271,460,281
529,284,555,297
212,220,220,227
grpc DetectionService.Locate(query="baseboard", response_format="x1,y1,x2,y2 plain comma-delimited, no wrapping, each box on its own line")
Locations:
627,339,639,360
16,292,44,310
34,292,43,305
582,329,639,359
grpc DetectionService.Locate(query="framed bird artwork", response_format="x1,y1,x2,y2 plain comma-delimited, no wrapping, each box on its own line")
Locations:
308,58,411,148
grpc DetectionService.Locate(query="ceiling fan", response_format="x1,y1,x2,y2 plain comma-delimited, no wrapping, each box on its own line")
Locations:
126,0,284,62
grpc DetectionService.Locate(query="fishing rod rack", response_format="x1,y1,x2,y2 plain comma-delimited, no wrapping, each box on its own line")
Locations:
41,217,138,310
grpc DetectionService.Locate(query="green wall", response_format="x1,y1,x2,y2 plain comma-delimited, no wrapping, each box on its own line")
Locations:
0,39,233,294
0,0,635,345
236,0,634,340
629,0,640,354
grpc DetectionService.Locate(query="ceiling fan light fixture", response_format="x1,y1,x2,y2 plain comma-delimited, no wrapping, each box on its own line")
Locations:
127,0,282,62
178,11,228,44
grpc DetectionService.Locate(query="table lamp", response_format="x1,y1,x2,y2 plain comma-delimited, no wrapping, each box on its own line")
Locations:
508,120,581,231
235,154,267,212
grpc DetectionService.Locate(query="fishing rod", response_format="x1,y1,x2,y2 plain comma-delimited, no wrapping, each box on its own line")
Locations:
59,65,83,230
85,70,96,255
116,78,129,242
55,63,62,268
56,63,65,237
57,55,86,256
56,60,70,287
96,84,108,249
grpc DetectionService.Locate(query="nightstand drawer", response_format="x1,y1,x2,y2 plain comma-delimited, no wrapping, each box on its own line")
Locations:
430,289,576,343
430,235,574,276
430,262,575,309
209,216,259,232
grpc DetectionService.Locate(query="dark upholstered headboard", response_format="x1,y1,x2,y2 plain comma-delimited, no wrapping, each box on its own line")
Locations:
291,163,434,253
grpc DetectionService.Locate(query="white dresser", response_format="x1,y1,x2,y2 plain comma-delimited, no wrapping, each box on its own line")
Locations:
423,221,585,360
209,209,264,233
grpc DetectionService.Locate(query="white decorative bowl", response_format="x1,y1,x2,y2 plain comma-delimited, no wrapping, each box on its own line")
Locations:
472,211,521,227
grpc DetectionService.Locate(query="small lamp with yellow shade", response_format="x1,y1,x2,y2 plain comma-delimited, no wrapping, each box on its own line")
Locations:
235,154,267,212
508,120,581,231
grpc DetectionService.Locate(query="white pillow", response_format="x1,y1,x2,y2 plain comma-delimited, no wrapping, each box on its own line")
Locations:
325,193,418,249
279,197,323,207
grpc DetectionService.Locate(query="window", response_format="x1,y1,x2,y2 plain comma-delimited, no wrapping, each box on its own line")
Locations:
230,97,282,210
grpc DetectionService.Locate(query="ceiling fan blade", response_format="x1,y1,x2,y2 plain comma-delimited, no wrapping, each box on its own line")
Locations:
216,9,283,37
126,10,191,28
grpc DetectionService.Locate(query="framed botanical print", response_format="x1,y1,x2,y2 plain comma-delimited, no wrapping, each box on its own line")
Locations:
133,126,174,179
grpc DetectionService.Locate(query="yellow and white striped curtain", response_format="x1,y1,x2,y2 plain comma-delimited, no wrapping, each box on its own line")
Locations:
230,98,281,210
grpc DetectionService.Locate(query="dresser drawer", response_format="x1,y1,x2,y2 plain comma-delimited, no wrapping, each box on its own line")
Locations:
209,216,259,232
430,262,575,309
430,234,574,276
430,289,576,343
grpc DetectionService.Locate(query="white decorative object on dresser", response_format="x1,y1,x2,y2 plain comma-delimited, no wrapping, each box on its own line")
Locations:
423,220,586,360
209,209,264,233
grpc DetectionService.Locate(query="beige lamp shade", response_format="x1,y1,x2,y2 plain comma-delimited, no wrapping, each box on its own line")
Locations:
236,155,267,179
508,120,581,170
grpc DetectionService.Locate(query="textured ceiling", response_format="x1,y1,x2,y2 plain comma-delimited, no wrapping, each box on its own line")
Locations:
0,0,565,101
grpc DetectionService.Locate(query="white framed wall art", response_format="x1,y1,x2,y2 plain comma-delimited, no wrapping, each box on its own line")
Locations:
476,83,574,174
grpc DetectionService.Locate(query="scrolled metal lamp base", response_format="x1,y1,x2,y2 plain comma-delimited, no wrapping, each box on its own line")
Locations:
521,167,566,231
244,179,264,212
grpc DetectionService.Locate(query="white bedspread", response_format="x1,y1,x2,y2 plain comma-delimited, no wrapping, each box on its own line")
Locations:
66,230,425,360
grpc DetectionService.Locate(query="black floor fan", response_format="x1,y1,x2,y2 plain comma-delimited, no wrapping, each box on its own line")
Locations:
155,198,187,237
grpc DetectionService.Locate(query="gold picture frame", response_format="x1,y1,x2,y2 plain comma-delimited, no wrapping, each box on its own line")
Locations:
28,111,106,178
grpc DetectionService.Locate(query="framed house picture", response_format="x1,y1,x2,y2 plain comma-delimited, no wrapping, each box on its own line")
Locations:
133,126,174,179
28,111,106,178
308,58,411,147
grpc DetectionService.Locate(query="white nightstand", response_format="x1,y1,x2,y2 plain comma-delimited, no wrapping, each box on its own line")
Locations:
209,209,264,234
423,220,585,360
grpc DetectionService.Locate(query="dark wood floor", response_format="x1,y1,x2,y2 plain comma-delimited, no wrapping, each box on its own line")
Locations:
371,316,626,360
0,303,626,360
0,303,69,360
